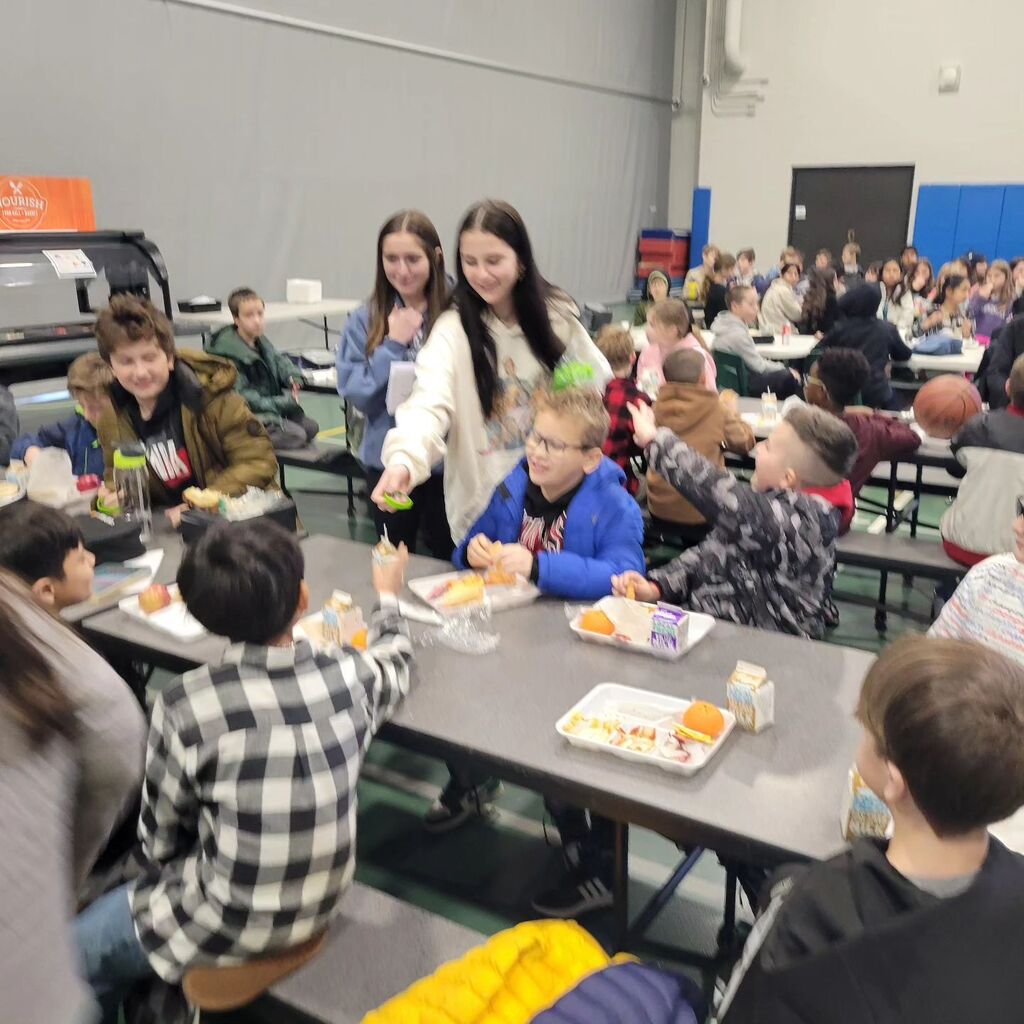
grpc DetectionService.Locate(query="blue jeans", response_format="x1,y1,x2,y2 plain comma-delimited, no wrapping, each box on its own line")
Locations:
74,884,152,1024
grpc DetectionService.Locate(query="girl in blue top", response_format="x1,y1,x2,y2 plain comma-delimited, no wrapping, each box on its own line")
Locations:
337,210,454,557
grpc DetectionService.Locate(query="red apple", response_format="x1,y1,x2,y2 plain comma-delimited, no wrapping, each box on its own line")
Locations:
139,584,172,614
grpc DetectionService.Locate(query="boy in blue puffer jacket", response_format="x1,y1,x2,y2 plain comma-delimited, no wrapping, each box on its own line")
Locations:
453,385,644,599
11,352,112,476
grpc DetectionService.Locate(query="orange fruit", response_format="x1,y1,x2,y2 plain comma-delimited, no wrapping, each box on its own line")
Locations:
580,609,616,636
682,701,726,739
350,628,368,651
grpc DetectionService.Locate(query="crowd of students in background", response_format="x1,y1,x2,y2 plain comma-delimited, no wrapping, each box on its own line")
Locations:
5,199,1024,1024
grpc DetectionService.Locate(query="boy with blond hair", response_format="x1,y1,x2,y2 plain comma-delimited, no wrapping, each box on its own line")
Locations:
593,324,651,496
717,635,1024,1021
12,351,112,476
616,402,856,639
455,385,644,599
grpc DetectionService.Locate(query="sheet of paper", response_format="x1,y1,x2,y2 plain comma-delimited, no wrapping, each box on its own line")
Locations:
41,248,96,279
386,361,417,415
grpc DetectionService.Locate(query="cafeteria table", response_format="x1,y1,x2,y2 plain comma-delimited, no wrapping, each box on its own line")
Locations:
80,535,872,951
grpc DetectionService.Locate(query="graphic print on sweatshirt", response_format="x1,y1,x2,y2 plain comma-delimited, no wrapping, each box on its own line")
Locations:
481,358,544,455
144,434,194,489
519,507,568,554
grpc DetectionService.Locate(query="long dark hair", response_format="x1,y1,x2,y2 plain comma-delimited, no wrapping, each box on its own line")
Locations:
0,571,74,748
802,266,836,324
453,199,567,418
366,210,448,356
910,258,934,297
938,274,968,308
881,258,907,305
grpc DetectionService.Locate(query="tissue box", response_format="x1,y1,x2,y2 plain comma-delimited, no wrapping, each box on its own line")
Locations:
286,278,322,303
726,660,774,733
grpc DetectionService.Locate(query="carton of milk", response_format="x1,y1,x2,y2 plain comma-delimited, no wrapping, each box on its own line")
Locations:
649,603,689,653
726,660,775,733
840,768,893,840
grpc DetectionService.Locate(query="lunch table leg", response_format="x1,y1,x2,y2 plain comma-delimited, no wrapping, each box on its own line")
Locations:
612,821,630,950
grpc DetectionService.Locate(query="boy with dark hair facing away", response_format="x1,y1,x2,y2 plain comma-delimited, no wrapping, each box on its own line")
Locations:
0,499,95,610
941,352,1024,565
74,521,413,1020
12,351,113,475
717,635,1024,1022
94,294,278,528
804,347,920,498
593,324,651,496
616,402,857,639
208,287,319,449
647,349,754,546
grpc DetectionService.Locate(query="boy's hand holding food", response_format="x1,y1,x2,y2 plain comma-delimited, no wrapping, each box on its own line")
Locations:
372,541,409,596
466,534,501,569
612,571,660,602
496,543,534,578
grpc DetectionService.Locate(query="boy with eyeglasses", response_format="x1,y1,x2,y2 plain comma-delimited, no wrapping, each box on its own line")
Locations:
449,385,643,912
453,385,644,598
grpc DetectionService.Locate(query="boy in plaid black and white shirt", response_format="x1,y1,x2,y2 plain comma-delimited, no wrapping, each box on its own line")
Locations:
74,522,412,1022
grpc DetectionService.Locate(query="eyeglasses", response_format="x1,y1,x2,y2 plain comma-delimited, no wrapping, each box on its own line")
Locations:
1017,495,1024,519
525,428,589,456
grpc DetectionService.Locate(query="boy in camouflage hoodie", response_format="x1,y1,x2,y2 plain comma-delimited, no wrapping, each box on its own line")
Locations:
616,402,857,639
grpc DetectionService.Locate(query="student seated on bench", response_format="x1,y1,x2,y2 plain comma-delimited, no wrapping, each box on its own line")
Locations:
930,503,1024,664
74,521,413,1023
941,353,1024,567
709,284,803,399
715,635,1024,1022
209,287,319,450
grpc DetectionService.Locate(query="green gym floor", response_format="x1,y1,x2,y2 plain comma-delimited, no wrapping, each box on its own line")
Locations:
21,336,946,1012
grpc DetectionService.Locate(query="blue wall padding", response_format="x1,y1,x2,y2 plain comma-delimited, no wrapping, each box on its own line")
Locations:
952,185,1004,259
996,186,1024,260
912,185,960,267
690,188,711,268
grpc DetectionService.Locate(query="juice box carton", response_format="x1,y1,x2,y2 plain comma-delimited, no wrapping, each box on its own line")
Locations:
321,590,365,646
726,660,775,733
840,768,893,840
649,603,689,654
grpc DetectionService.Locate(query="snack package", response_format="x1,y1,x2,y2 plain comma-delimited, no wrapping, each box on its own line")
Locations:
321,590,366,646
726,660,775,733
372,534,399,566
840,768,893,841
649,603,689,654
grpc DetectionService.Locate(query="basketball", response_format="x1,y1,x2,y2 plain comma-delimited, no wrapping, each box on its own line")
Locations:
912,375,983,439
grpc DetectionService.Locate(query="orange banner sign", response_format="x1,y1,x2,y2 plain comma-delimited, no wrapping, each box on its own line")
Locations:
0,176,95,232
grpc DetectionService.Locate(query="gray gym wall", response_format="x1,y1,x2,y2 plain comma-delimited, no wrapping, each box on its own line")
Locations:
3,0,675,337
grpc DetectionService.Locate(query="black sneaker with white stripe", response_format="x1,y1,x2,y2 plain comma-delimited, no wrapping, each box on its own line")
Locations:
531,870,613,918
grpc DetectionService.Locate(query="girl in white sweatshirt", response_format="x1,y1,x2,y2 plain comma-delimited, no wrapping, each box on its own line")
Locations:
374,199,610,543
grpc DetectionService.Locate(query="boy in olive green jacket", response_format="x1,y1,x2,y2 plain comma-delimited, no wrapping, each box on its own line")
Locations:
207,287,319,449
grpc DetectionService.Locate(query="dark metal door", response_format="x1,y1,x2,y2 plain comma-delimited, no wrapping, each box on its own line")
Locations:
788,165,915,265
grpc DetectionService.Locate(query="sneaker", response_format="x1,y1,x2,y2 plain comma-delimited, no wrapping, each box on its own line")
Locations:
423,777,501,834
531,870,613,918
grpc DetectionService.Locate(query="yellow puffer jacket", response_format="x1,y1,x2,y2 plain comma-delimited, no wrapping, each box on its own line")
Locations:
363,920,632,1024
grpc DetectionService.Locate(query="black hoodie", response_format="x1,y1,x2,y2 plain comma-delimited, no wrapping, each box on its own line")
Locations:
820,285,913,410
720,837,1024,1024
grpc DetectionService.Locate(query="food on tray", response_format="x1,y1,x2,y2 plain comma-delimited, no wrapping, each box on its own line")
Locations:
681,701,726,740
0,481,20,501
483,568,516,587
726,660,775,733
609,724,657,754
183,486,222,511
322,590,366,646
580,609,616,635
138,584,173,614
435,573,486,608
658,732,694,764
563,712,621,743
